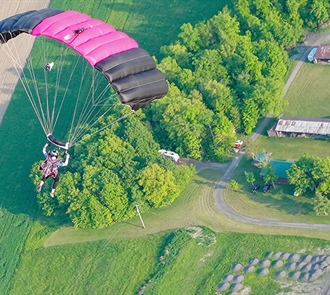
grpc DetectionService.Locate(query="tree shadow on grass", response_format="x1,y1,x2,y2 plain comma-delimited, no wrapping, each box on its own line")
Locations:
289,46,315,62
192,169,222,189
248,189,314,216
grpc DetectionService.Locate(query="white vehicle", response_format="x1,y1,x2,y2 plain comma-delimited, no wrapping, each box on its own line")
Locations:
158,149,180,162
232,140,243,153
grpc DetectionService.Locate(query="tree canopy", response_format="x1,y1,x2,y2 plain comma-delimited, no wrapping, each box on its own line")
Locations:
32,111,195,228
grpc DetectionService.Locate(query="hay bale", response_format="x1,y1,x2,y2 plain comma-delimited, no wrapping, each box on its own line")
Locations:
280,252,290,260
311,256,321,264
299,272,309,282
301,254,313,263
309,268,323,281
296,261,307,270
325,256,330,265
273,252,283,260
301,263,312,272
231,283,244,292
272,260,284,269
248,258,259,266
320,261,329,270
232,274,244,283
223,274,234,282
289,271,301,281
265,251,274,259
274,270,287,280
258,268,269,277
284,262,297,271
244,265,255,273
216,282,230,291
311,263,321,270
259,260,271,268
232,263,243,272
289,254,300,262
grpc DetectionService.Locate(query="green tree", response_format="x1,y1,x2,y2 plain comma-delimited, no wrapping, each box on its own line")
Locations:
137,163,179,208
160,42,193,68
287,154,319,195
230,180,240,191
159,86,213,159
178,23,203,52
209,7,241,56
193,49,228,85
208,114,236,161
245,171,255,187
263,164,278,188
158,56,182,83
311,0,330,24
313,192,330,216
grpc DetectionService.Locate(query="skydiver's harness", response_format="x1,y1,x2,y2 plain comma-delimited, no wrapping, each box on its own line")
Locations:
39,155,62,179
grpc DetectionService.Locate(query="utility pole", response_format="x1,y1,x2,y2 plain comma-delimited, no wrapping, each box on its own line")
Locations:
135,204,146,229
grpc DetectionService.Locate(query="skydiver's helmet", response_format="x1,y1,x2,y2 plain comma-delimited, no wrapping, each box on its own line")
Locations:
50,149,59,161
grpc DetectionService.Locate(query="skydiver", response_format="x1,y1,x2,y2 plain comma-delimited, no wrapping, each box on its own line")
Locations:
36,142,70,198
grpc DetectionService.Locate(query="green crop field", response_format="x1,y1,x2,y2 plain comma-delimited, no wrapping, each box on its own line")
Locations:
2,1,330,294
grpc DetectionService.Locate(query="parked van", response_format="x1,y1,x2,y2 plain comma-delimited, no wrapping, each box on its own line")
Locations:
158,149,180,162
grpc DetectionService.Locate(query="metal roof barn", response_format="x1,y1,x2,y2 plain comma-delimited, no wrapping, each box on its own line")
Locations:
314,45,330,60
275,117,330,135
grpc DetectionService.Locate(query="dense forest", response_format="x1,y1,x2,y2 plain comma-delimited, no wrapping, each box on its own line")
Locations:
33,0,330,228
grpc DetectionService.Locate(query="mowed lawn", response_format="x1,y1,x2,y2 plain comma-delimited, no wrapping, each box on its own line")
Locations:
284,62,330,118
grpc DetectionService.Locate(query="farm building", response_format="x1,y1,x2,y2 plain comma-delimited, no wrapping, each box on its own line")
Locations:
312,45,330,63
267,117,330,138
260,160,294,184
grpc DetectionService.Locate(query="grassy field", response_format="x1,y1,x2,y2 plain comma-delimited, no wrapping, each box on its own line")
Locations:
2,1,330,294
283,62,330,118
9,227,330,295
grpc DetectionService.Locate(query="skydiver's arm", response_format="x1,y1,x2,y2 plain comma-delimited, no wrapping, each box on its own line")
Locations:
42,142,49,157
62,152,70,167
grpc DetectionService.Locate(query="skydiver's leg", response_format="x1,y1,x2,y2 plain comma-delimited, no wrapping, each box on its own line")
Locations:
50,175,59,198
36,176,48,192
